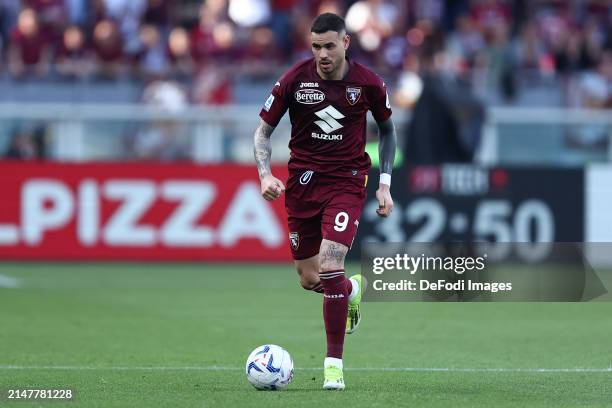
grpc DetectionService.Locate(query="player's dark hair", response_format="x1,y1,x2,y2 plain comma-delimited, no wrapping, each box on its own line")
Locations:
311,13,346,34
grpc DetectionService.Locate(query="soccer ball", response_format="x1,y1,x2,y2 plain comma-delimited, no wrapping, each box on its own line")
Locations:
245,344,294,390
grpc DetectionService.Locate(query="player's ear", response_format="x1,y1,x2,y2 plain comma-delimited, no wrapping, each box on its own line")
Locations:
343,33,350,50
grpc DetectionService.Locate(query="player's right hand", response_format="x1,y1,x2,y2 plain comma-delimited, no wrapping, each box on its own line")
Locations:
260,175,285,201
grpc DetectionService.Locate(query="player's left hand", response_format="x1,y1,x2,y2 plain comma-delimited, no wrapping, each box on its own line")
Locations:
375,184,393,217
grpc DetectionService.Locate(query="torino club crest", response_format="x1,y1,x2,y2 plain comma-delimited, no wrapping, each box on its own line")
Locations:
289,232,299,250
346,87,362,105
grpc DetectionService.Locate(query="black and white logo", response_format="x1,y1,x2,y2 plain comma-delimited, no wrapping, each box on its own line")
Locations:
289,232,299,250
314,105,345,133
346,87,362,105
295,89,325,104
299,170,314,185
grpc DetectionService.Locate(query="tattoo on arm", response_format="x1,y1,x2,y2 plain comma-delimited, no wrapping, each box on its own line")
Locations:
253,120,275,180
377,118,397,175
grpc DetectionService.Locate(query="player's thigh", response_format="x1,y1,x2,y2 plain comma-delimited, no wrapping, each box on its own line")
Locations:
286,214,322,261
321,188,367,252
319,238,349,271
285,179,323,261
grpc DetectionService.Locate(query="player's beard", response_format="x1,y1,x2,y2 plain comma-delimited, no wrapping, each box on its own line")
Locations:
318,58,336,76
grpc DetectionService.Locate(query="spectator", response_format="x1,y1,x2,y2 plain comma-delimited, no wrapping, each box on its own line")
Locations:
56,25,93,79
345,0,400,53
446,14,484,72
65,0,87,26
190,0,236,65
167,26,194,79
565,50,612,150
136,24,170,80
129,80,191,160
4,125,46,160
91,19,124,79
378,6,410,71
103,0,146,57
22,0,66,40
552,26,585,75
143,0,172,31
534,1,569,47
513,20,549,78
228,0,270,28
269,0,298,58
580,50,612,109
0,0,20,52
409,0,445,26
470,0,511,30
240,26,281,77
393,53,423,109
581,18,606,70
288,12,313,61
8,8,52,78
88,0,107,27
404,41,484,164
481,20,516,101
316,0,343,15
191,65,233,105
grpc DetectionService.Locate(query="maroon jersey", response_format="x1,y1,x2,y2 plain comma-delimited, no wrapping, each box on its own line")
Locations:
259,58,392,176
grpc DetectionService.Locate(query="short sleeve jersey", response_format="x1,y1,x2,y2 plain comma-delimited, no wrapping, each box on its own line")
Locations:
260,57,392,175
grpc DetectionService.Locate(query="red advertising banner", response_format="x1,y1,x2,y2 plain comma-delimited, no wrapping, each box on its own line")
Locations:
0,162,291,261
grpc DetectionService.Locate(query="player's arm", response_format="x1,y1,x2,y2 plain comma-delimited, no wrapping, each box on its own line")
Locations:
375,118,396,217
253,119,285,201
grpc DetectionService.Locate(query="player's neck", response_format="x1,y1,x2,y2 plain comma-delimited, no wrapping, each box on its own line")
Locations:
317,58,349,81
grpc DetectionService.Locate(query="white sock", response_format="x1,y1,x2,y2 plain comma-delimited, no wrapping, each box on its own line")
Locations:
348,277,359,302
324,357,343,369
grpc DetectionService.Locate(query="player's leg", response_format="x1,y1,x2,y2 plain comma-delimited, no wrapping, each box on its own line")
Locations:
322,182,368,336
319,179,368,390
294,254,322,293
286,214,323,292
319,238,351,390
285,171,324,293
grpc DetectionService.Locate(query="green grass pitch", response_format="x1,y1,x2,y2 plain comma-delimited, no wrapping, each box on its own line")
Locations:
0,263,610,407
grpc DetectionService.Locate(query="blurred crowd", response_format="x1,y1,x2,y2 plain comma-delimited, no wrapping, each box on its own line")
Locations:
0,0,611,161
0,1,608,91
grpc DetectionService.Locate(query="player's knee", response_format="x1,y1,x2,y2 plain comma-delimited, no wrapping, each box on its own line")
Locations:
300,277,319,291
296,266,319,291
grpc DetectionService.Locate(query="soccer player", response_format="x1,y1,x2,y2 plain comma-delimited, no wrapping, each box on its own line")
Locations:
253,13,396,390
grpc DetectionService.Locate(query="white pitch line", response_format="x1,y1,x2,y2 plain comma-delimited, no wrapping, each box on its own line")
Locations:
0,365,610,373
0,274,19,288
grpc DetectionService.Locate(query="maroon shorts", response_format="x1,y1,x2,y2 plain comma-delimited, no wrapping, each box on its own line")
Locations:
285,169,368,260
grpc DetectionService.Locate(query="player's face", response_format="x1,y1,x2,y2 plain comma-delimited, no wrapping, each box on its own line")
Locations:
311,30,349,78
